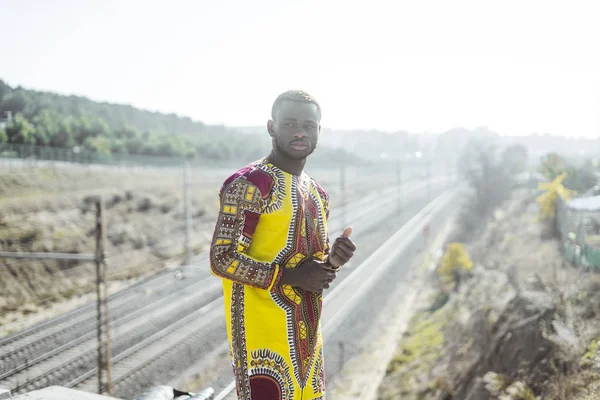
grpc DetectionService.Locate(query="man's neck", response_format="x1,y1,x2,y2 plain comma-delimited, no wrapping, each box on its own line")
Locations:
266,151,306,176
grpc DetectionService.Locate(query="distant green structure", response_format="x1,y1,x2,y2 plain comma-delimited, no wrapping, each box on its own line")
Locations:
557,194,600,269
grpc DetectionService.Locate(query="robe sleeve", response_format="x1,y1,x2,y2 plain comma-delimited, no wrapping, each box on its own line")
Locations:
318,184,331,257
209,178,282,290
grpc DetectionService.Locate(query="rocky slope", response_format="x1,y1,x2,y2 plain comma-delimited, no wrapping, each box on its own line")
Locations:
379,189,600,400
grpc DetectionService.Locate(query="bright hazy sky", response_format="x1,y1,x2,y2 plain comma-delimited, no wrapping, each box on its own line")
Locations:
1,0,599,137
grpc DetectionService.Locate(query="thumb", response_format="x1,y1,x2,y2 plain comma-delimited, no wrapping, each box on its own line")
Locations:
342,226,353,238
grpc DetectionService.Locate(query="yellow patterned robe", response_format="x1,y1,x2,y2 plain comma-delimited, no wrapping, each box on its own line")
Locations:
210,158,330,400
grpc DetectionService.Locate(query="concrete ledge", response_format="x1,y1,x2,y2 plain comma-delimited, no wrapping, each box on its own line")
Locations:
12,387,122,400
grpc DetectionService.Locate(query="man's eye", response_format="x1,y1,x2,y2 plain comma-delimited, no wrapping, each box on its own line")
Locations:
285,123,295,128
305,125,316,130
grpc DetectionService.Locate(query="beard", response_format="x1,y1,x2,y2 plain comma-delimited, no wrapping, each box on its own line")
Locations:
273,138,316,160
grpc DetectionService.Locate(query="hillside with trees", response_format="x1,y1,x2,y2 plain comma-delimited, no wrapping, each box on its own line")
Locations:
0,79,354,164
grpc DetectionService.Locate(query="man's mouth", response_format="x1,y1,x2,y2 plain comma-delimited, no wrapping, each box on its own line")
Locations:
290,141,309,150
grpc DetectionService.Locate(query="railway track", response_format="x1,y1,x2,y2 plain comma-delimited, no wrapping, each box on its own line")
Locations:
0,176,451,397
214,187,460,400
0,175,427,360
4,277,223,393
0,171,407,351
0,274,197,375
79,181,454,399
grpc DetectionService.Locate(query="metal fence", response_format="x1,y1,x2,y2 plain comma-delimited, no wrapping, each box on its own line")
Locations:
0,142,454,170
0,142,234,169
556,196,600,269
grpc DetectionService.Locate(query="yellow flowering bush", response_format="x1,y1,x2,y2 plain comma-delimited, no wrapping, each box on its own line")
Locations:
437,243,473,285
536,172,576,220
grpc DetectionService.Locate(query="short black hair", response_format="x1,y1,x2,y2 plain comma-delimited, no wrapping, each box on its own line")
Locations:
271,90,322,121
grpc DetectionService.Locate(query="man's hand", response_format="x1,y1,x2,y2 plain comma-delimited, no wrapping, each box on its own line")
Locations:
326,226,356,270
280,260,337,292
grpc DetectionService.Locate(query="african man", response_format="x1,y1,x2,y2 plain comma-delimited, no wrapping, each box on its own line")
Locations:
209,90,356,400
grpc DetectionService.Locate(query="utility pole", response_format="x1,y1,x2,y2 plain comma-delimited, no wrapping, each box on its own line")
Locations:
340,154,346,228
445,158,451,188
396,159,402,211
427,158,432,202
184,163,192,266
95,197,113,395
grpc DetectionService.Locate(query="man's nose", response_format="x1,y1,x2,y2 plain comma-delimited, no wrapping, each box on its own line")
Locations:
293,130,307,138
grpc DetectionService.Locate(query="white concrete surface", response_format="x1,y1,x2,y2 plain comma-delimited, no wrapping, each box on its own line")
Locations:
12,387,122,400
1,388,12,399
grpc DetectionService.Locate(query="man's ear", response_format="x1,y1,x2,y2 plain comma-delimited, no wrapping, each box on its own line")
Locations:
267,120,275,137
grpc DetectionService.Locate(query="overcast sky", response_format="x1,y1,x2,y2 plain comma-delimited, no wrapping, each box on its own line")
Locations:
1,0,599,137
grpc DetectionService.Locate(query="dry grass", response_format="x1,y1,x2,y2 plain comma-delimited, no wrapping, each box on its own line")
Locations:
0,166,221,332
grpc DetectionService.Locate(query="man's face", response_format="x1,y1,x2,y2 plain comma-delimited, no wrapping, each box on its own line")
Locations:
268,100,320,161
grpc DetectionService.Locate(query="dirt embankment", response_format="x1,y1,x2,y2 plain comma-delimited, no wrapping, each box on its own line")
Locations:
0,166,220,330
379,189,600,400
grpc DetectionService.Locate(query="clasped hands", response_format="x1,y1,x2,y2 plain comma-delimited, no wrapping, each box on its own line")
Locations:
280,227,356,292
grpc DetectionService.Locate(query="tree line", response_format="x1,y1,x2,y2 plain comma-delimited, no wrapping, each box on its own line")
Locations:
0,80,274,161
538,152,597,193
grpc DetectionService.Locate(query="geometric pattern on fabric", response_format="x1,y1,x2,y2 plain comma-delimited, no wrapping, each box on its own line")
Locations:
210,158,331,400
249,349,294,399
311,346,325,395
210,176,282,290
231,283,250,397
